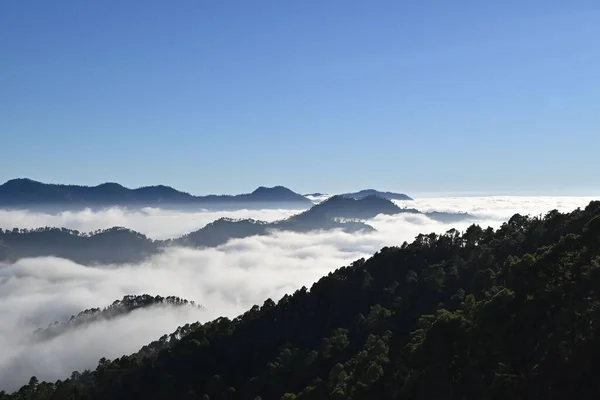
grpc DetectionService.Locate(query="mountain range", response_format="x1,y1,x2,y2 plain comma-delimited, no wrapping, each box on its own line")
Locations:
0,179,313,210
4,201,600,399
0,179,418,211
0,195,473,265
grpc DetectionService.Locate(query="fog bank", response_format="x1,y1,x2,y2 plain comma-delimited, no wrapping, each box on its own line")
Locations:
0,195,596,391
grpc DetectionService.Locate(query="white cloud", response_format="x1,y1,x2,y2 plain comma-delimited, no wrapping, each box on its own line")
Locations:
305,194,332,204
394,196,598,220
0,196,596,391
0,207,303,240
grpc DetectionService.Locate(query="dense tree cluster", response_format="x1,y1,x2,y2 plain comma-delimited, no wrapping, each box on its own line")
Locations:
3,201,600,399
32,295,201,341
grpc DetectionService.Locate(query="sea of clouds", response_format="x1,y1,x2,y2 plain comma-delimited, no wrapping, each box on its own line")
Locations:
0,207,304,240
0,195,597,391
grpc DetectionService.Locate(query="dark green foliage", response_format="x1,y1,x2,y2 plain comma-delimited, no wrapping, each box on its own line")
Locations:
32,294,201,341
5,201,600,399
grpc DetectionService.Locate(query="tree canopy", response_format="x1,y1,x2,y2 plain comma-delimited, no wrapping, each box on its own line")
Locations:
3,201,600,399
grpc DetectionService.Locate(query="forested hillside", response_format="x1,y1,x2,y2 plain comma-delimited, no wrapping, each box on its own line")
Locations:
32,295,200,342
3,201,600,400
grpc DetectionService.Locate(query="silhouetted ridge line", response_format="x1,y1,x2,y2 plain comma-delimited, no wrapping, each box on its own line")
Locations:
341,189,413,201
31,294,202,342
0,178,313,210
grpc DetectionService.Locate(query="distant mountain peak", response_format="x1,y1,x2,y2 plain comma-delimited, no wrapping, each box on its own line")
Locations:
5,177,35,183
341,189,413,201
295,194,402,220
97,182,123,187
2,177,41,187
246,186,311,204
95,182,127,191
251,185,294,194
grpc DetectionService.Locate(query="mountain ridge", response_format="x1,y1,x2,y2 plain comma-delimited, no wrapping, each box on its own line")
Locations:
32,294,201,342
0,196,472,265
341,189,413,201
0,178,312,210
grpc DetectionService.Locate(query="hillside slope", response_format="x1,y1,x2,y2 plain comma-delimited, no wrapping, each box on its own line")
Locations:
5,200,600,399
32,295,201,342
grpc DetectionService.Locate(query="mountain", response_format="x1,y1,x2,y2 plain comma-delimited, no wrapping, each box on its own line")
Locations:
0,178,313,210
0,197,473,264
174,218,271,248
173,201,383,248
341,189,413,201
425,210,474,223
5,201,600,399
301,194,473,222
304,195,406,220
0,214,374,266
32,295,201,342
0,226,158,265
245,186,308,203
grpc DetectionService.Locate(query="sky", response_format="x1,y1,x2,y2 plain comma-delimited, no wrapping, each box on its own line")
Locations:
1,1,599,196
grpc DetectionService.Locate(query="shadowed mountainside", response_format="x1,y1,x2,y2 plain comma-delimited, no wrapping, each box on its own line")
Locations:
4,201,600,399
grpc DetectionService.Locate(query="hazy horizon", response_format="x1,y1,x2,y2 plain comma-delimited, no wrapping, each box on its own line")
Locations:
2,2,599,195
1,176,599,199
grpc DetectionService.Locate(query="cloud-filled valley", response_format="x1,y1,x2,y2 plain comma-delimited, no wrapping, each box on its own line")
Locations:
0,207,304,240
0,195,597,391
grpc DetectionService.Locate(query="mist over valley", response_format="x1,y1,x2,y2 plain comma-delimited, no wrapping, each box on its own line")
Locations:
0,187,595,391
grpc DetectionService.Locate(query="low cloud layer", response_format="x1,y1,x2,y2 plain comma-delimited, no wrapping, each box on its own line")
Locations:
0,207,303,240
0,196,596,391
394,196,599,220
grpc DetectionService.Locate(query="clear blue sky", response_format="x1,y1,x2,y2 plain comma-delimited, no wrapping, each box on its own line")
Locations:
1,1,599,196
